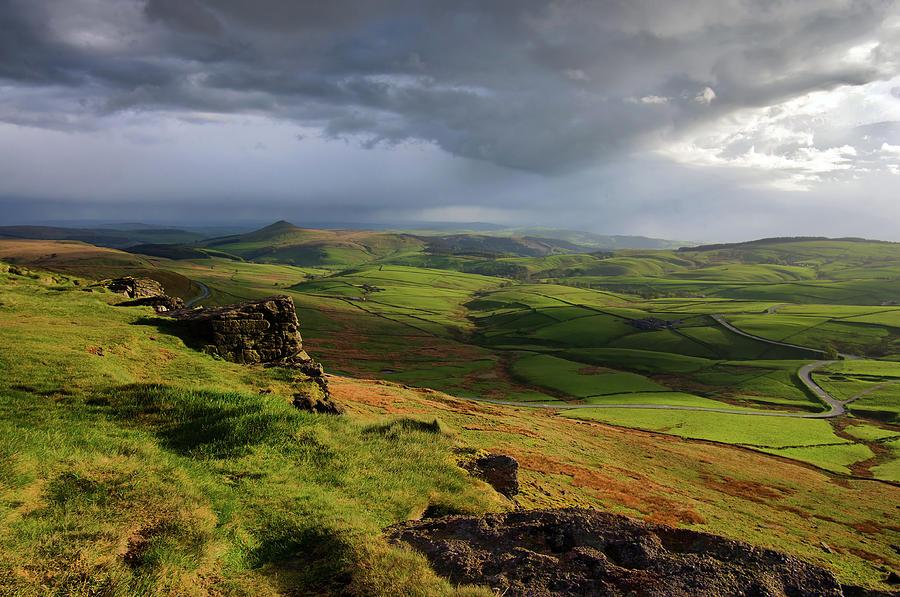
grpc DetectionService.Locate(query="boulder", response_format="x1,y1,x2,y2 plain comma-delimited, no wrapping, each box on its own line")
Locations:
106,277,165,299
169,295,304,364
462,454,519,497
118,295,185,312
292,390,345,415
266,351,325,377
387,508,852,597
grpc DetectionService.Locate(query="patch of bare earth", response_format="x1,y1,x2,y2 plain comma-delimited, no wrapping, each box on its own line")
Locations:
502,449,706,526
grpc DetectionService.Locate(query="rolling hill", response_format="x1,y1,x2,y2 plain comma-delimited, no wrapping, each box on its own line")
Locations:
200,220,427,267
196,221,614,267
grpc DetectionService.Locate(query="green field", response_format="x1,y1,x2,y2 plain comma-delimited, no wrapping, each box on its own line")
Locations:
562,408,849,447
872,438,900,481
759,444,875,475
510,354,668,398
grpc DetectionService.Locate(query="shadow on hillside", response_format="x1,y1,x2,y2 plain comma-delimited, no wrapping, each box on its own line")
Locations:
257,527,353,594
96,382,355,590
363,417,443,437
131,316,207,353
98,382,329,459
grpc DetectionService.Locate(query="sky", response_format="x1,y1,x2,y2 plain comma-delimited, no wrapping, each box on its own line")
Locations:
1,0,899,241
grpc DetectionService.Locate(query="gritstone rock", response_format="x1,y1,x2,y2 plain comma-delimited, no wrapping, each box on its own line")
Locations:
169,295,304,364
108,277,185,312
292,391,345,415
119,295,185,312
105,277,166,299
462,454,519,497
169,295,339,411
387,507,857,597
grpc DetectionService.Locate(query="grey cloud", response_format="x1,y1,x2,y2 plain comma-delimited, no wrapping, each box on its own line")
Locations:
144,0,223,36
0,0,897,172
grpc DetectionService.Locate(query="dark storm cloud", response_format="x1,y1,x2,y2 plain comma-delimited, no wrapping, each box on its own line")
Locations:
0,0,897,171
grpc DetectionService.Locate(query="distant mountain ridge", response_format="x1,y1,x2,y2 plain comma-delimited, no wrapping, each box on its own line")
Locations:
416,233,592,257
0,225,206,248
407,226,692,250
681,236,897,252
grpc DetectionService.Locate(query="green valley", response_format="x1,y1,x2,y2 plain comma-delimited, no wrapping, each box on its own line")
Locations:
1,226,898,595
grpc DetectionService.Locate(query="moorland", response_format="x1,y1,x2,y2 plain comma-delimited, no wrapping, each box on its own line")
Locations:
0,221,898,595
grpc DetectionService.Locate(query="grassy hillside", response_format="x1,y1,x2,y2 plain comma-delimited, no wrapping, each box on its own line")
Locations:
0,263,502,596
1,263,898,594
0,239,201,299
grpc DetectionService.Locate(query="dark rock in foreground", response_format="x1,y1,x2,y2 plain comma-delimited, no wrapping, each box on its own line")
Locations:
169,295,303,364
462,454,519,497
387,507,850,597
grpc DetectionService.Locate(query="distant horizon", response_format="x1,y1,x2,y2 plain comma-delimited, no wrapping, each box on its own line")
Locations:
2,217,899,247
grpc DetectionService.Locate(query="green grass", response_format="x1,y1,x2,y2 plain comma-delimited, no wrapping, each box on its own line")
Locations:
842,424,900,442
676,325,810,360
562,409,849,447
529,314,633,346
579,392,751,409
871,439,900,482
607,329,718,358
560,348,714,375
848,383,900,423
758,444,875,475
289,265,501,336
685,361,816,408
509,354,667,398
725,314,830,342
669,263,815,282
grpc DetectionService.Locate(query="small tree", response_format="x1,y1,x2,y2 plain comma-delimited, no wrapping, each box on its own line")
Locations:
823,343,839,360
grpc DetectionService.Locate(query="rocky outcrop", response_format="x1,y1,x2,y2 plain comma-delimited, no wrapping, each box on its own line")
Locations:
387,508,857,597
292,390,345,415
106,277,165,299
169,295,339,409
107,277,185,312
169,295,304,364
119,295,185,312
462,454,519,497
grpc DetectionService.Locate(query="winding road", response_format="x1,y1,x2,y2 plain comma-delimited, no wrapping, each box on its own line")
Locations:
456,314,872,418
185,280,210,307
711,314,862,361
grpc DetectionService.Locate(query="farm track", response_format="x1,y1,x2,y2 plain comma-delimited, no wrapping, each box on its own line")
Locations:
710,314,862,361
844,379,900,405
